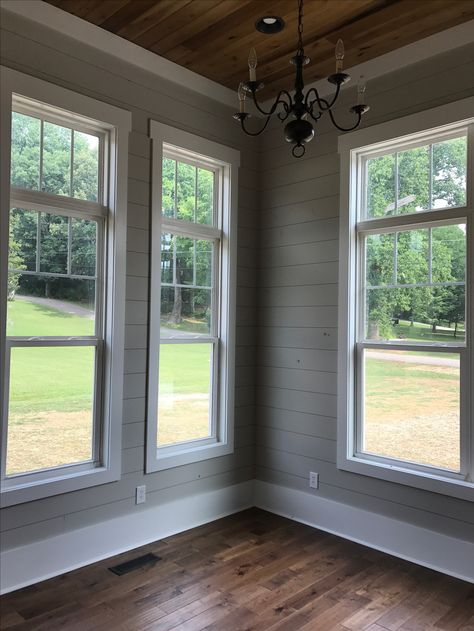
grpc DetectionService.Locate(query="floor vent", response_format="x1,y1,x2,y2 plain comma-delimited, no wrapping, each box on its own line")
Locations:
108,552,161,576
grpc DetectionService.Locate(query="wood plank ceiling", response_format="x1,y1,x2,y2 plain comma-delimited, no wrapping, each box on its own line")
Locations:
45,0,474,96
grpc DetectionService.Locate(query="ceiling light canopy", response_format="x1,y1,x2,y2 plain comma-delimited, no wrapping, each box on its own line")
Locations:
234,0,370,158
256,16,285,34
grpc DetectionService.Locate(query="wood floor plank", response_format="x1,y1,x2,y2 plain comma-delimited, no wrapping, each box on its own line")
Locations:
1,508,473,631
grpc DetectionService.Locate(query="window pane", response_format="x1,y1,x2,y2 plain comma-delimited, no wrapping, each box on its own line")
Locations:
196,167,214,225
11,112,40,190
73,131,99,202
40,213,68,274
362,349,460,471
196,239,213,287
432,224,466,283
176,161,196,222
176,236,194,285
9,208,37,272
432,136,467,209
42,121,72,196
397,145,429,213
366,287,465,343
6,346,95,476
366,233,395,286
162,157,175,218
160,287,211,337
7,278,95,336
366,154,395,218
71,218,97,276
157,343,212,447
396,229,428,285
161,233,173,283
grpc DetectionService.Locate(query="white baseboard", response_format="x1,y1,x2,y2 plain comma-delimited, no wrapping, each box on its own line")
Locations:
254,480,474,584
0,480,254,594
3,478,473,594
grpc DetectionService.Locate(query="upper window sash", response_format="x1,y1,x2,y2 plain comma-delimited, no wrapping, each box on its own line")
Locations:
358,127,469,221
162,148,220,231
11,96,107,209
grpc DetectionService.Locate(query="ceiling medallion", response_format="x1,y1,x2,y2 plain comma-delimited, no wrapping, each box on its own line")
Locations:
233,0,370,158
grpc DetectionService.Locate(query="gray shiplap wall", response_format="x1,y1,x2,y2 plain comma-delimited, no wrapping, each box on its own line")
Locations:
256,42,474,543
0,10,258,549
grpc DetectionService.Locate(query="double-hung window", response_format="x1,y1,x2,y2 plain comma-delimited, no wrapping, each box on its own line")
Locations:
338,98,474,500
0,67,130,505
146,122,239,472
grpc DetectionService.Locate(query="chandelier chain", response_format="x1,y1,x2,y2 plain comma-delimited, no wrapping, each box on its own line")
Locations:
297,0,304,56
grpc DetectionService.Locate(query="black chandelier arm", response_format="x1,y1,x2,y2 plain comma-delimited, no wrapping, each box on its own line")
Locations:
328,108,362,132
307,107,323,123
250,88,294,118
304,82,341,114
239,114,272,137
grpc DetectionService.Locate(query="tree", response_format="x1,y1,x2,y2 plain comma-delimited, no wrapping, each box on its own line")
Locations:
7,222,25,300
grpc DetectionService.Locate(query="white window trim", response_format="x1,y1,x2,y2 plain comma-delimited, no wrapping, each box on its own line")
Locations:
337,97,474,502
146,121,239,472
0,66,131,506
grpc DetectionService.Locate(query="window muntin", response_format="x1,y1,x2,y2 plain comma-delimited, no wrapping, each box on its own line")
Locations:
157,153,219,451
364,132,467,219
3,98,106,482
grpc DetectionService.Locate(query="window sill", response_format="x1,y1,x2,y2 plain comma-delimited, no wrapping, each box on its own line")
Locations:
338,454,474,502
147,439,233,473
0,464,120,507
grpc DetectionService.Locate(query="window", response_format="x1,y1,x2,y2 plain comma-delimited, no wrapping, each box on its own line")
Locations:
338,98,474,500
0,67,131,505
147,122,239,472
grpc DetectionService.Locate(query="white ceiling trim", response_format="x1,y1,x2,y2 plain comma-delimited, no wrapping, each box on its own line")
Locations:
1,0,473,111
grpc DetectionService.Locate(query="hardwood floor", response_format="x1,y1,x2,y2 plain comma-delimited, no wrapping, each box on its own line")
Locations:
1,508,473,630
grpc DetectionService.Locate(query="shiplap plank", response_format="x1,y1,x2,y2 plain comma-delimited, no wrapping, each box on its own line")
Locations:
258,347,338,373
260,218,339,249
258,367,337,396
258,327,338,351
259,240,339,269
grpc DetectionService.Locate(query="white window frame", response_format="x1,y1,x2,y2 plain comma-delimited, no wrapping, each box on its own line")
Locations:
0,67,131,506
146,121,239,472
338,97,474,501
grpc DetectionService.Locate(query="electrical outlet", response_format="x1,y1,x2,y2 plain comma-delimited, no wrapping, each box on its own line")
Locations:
309,472,319,489
136,485,146,504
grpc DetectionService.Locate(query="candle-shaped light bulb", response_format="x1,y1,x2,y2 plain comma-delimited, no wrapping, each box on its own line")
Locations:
248,47,257,81
357,75,367,105
238,82,246,113
335,39,345,73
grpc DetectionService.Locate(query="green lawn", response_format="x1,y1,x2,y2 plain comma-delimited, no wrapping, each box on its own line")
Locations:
6,298,211,472
393,319,465,343
7,298,94,337
364,357,460,471
6,299,462,473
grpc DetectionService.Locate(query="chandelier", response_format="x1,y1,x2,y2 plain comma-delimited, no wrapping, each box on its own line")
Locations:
233,0,370,158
